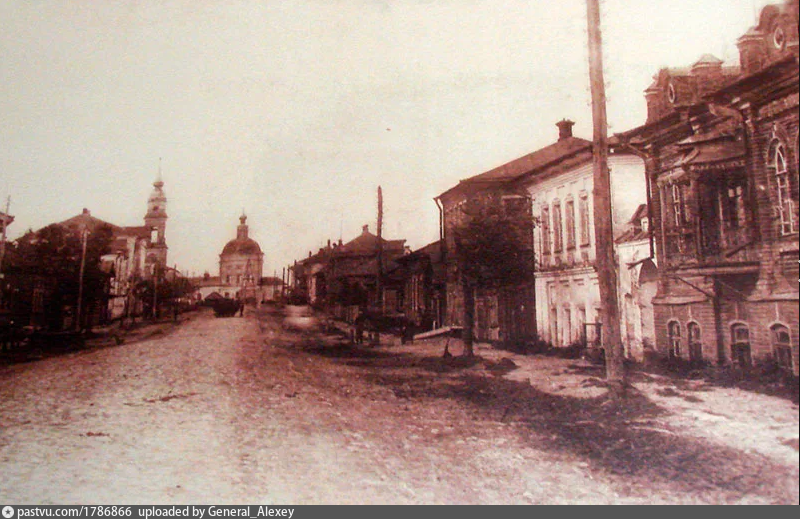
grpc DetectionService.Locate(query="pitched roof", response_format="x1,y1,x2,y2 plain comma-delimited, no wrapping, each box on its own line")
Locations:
397,240,443,264
615,204,651,244
58,210,121,233
465,136,592,183
334,226,405,256
56,211,152,242
693,53,724,66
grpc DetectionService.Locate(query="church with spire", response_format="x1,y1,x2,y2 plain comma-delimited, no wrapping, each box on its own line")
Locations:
218,212,264,301
142,173,168,276
5,172,171,328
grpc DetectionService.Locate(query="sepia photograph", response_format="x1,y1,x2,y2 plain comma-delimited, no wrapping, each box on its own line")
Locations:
1,0,798,505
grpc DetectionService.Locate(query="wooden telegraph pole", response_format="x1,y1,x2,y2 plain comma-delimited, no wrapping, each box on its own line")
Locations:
376,186,384,313
153,262,159,321
75,228,89,331
586,0,625,390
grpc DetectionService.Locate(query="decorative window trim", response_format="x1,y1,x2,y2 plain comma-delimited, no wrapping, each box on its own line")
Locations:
730,322,752,368
540,206,551,256
579,192,591,247
768,137,797,236
671,183,684,228
687,321,703,362
773,25,786,50
667,82,677,104
769,323,794,371
552,200,563,253
565,197,576,250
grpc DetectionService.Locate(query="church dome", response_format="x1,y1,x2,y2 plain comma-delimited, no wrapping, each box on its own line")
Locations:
221,237,262,256
220,213,262,256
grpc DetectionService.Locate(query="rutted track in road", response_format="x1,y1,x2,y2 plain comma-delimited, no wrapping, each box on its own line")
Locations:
1,307,797,504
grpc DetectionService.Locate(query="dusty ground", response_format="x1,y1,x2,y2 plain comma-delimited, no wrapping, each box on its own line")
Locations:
0,305,797,504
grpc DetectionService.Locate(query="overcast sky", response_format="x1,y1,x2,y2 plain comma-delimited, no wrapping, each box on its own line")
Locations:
1,0,773,277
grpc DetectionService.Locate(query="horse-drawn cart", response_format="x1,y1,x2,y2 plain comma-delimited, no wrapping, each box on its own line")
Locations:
211,298,242,318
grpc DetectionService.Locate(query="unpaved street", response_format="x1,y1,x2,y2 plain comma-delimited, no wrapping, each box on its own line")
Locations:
1,307,797,504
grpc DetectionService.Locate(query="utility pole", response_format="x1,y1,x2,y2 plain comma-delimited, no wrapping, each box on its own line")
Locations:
376,186,384,313
0,196,10,272
153,262,159,321
586,0,625,390
75,228,89,331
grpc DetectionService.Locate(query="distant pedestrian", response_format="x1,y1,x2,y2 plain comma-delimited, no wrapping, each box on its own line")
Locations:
355,315,365,345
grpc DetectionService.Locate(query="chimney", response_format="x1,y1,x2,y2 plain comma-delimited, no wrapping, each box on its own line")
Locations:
362,224,369,234
82,208,90,215
556,119,575,141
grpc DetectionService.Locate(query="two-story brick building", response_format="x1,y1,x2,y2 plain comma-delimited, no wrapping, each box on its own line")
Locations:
623,0,798,374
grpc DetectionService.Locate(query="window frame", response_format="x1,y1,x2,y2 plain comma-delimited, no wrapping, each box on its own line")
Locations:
730,323,752,368
687,321,703,362
667,320,681,359
552,200,563,253
769,140,797,235
565,197,576,250
671,183,685,228
579,192,591,247
771,323,793,371
540,206,551,256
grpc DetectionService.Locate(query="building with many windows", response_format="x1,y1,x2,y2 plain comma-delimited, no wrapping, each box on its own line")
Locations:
523,121,652,356
624,0,798,374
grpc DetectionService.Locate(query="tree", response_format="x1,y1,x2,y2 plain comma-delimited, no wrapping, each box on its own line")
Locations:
9,223,114,330
136,274,196,320
450,193,534,357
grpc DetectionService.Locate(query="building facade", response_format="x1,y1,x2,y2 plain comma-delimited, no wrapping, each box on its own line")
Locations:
394,240,446,331
614,205,658,360
435,139,544,344
625,0,798,374
525,121,651,356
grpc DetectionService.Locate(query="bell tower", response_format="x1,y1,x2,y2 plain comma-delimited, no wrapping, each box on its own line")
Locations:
144,166,168,272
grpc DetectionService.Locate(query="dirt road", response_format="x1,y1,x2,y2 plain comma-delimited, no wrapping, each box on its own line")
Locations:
1,307,797,504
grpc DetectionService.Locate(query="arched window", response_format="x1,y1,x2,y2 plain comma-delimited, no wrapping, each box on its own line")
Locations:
769,140,797,235
687,322,702,362
667,321,681,359
731,323,752,368
771,324,793,371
